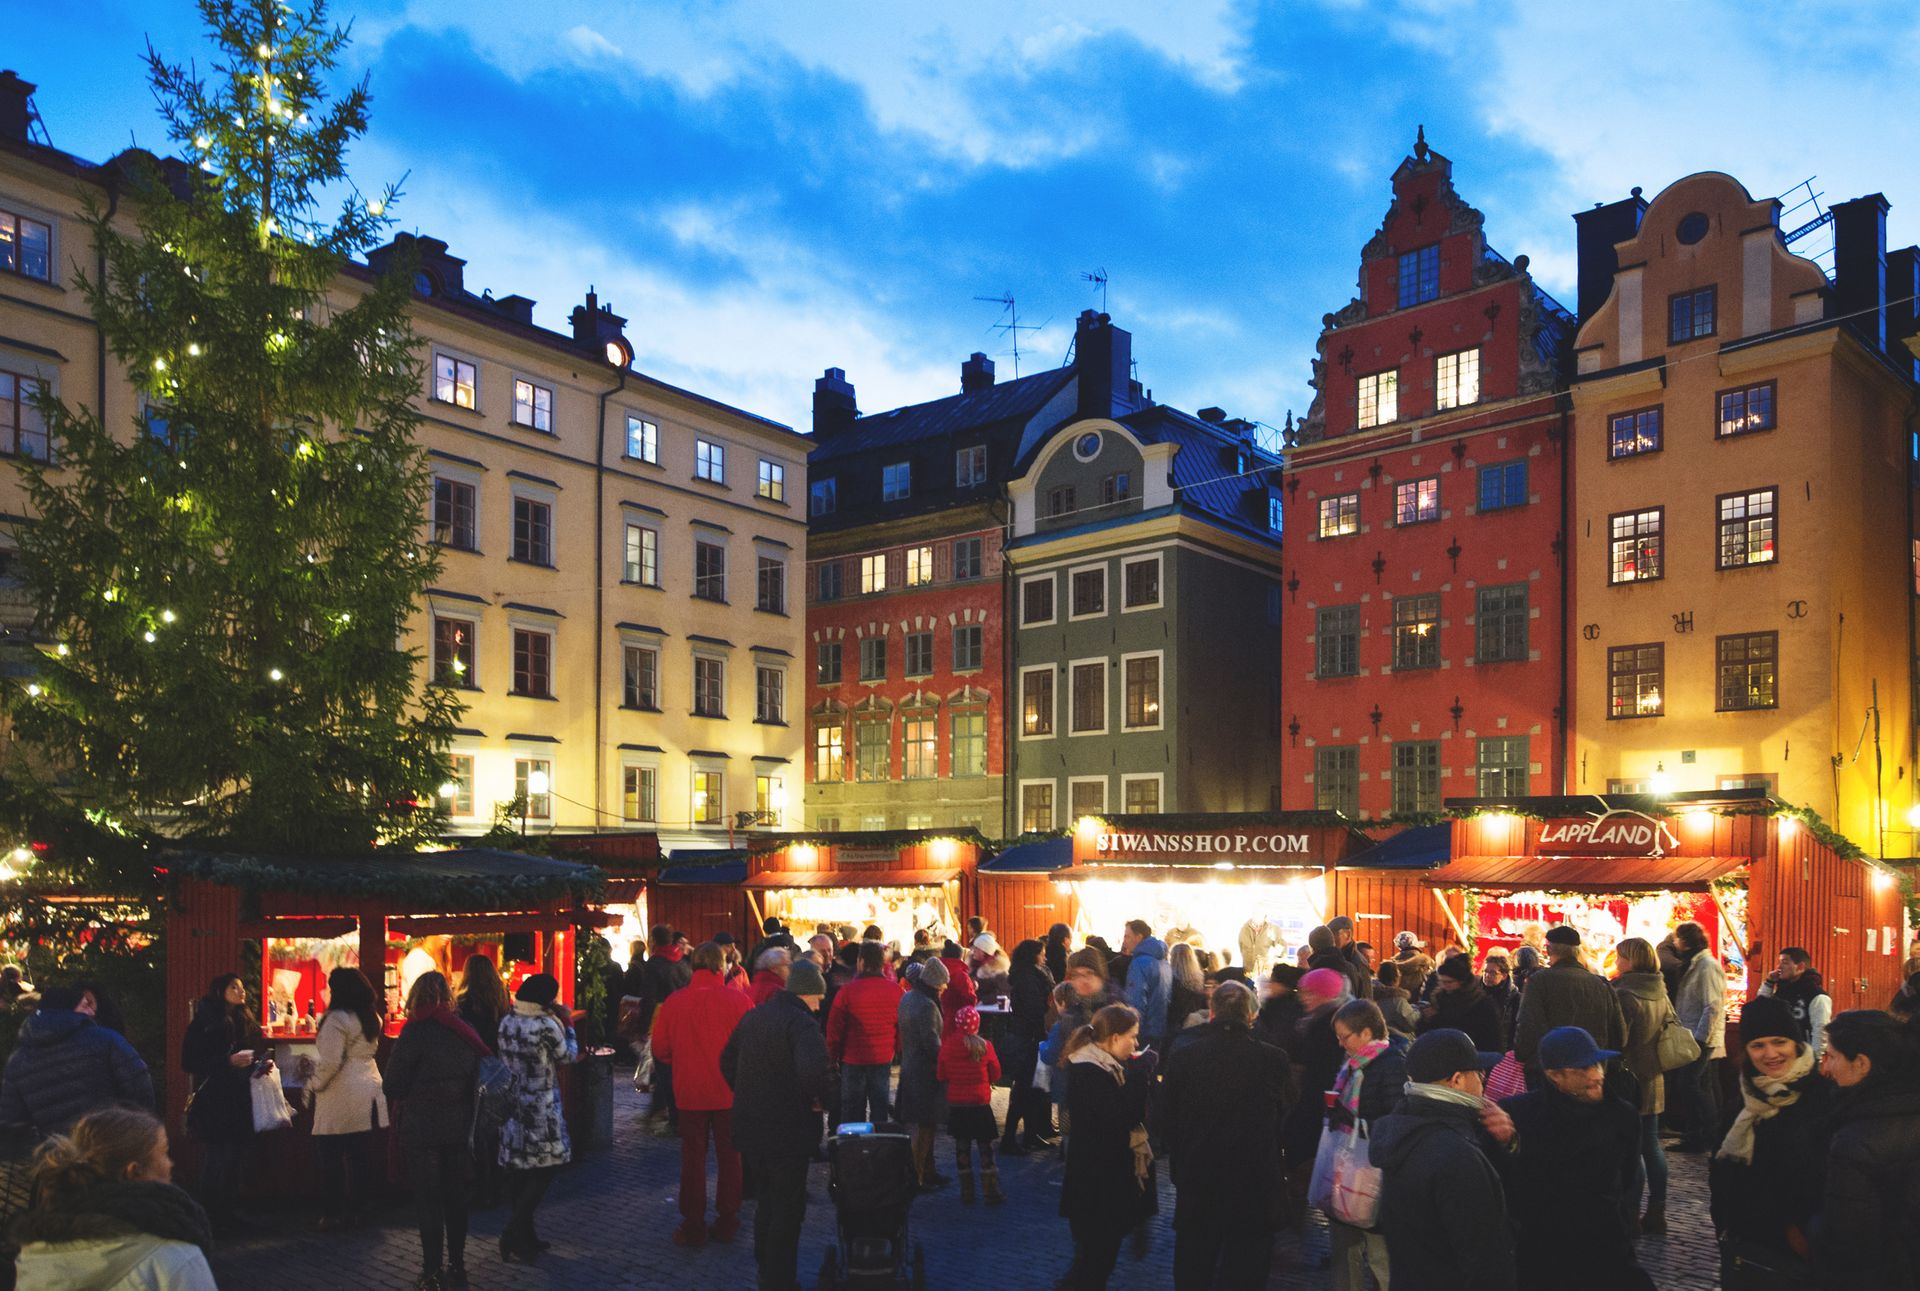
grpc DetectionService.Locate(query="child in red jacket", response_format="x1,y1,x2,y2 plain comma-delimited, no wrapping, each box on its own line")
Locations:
935,1005,1003,1205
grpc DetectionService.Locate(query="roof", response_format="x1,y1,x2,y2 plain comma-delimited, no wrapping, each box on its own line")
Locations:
981,836,1071,873
1340,823,1452,870
811,368,1076,465
748,826,988,853
657,857,749,886
744,868,962,890
1422,854,1745,892
160,847,602,907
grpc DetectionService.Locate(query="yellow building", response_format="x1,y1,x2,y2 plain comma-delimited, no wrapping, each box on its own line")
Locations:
0,74,806,848
1570,171,1920,853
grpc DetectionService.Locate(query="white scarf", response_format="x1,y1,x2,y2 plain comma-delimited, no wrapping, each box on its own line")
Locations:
1404,1080,1486,1112
1717,1046,1816,1165
1068,1042,1127,1083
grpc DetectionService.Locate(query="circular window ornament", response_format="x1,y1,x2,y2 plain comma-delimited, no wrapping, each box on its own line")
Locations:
1676,212,1709,245
1073,431,1102,462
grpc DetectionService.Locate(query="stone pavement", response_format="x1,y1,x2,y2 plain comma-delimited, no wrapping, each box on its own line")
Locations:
211,1082,1724,1289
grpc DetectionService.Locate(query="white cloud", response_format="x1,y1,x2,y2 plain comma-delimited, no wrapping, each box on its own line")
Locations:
560,24,622,61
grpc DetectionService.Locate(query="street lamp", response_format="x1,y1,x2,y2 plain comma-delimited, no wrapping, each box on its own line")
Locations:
523,768,550,836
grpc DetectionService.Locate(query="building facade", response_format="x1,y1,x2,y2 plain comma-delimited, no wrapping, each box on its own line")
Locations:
0,74,806,849
1569,171,1920,852
1281,134,1574,820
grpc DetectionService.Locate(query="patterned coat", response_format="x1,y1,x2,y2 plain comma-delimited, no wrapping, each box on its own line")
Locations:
496,1000,577,1169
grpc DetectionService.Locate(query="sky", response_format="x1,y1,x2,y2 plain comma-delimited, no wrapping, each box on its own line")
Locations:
13,1,1920,439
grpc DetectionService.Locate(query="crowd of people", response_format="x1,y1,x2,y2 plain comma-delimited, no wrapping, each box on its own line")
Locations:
2,912,1920,1288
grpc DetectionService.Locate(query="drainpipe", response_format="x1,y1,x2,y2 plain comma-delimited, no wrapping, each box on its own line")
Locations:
1557,401,1571,793
592,363,629,829
1906,403,1919,845
998,494,1016,839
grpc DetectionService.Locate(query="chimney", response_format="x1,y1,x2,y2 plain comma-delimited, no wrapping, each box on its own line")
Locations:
365,233,466,296
1196,406,1226,424
1074,310,1133,420
813,368,857,437
489,293,537,326
569,287,628,351
961,351,995,394
0,72,36,144
1572,188,1648,323
1831,194,1890,353
1888,247,1919,380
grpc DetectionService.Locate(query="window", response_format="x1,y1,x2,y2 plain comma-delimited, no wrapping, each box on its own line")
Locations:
1047,485,1077,518
1071,567,1106,618
951,711,985,777
694,540,727,601
1021,782,1056,832
1477,736,1529,797
882,461,911,501
1477,461,1527,511
1436,348,1481,409
695,439,725,483
1318,493,1360,538
1315,746,1359,817
905,631,933,677
1394,477,1439,525
432,478,477,550
956,445,987,487
432,617,475,688
757,460,785,502
511,628,551,698
1669,286,1717,343
814,725,845,781
1717,488,1777,568
756,775,783,824
1122,557,1161,609
1717,382,1777,438
1071,661,1106,734
1123,776,1161,814
810,478,836,516
623,644,659,709
1123,655,1161,729
952,624,983,672
905,546,934,586
1070,779,1107,818
1608,643,1664,718
1718,773,1778,793
859,637,887,681
855,717,891,781
755,665,784,723
1476,584,1528,663
1717,632,1778,711
1021,576,1055,626
816,562,843,602
1357,371,1399,428
1101,472,1132,506
444,754,475,817
0,209,53,282
514,758,552,819
623,524,658,586
1021,667,1055,736
691,770,723,824
1608,509,1664,583
1397,244,1440,308
756,554,786,612
1391,594,1440,670
1316,605,1359,677
511,378,553,432
511,497,552,566
1269,497,1284,533
1609,407,1662,459
0,370,48,460
622,766,658,823
816,641,842,685
952,537,983,580
903,712,936,779
625,414,658,463
693,655,726,717
860,554,887,594
1392,742,1440,815
433,354,476,408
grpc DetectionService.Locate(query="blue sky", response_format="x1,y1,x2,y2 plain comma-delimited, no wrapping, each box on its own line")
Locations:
14,1,1919,436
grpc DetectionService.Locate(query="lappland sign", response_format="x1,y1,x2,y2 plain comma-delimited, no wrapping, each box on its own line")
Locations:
1535,809,1680,858
1094,831,1313,859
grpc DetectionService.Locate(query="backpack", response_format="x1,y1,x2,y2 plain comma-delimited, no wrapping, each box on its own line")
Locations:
471,1053,518,1144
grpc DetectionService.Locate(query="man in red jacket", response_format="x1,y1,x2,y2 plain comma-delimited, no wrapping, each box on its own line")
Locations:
651,940,754,1246
825,941,899,1124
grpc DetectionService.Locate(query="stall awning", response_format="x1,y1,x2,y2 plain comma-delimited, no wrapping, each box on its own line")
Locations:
982,837,1071,873
657,858,748,886
1340,823,1451,870
1423,854,1747,892
744,868,961,890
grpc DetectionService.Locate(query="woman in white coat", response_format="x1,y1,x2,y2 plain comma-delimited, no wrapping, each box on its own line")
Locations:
306,966,389,1227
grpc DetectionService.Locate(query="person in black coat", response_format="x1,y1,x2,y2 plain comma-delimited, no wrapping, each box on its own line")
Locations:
1046,923,1073,988
1499,1027,1651,1290
721,959,833,1291
1058,1003,1155,1291
1810,1009,1920,1288
1416,954,1506,1053
639,924,693,1133
179,973,266,1233
1255,965,1306,1058
1000,940,1056,1154
1326,1000,1409,1288
1155,982,1291,1290
1281,973,1347,1174
386,970,487,1288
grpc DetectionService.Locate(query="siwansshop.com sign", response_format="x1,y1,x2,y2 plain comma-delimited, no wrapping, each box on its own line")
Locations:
1095,831,1313,859
1535,810,1679,857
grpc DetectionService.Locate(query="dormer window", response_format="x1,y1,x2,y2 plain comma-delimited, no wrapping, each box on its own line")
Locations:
1397,244,1440,308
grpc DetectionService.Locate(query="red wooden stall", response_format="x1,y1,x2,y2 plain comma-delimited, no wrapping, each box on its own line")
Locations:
649,851,751,945
976,836,1075,947
743,828,987,949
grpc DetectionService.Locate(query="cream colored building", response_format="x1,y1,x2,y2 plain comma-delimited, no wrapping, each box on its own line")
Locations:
0,75,806,849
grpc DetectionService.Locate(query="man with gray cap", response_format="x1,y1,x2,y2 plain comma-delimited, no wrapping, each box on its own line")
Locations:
1512,925,1625,1076
721,957,832,1291
1324,916,1373,1001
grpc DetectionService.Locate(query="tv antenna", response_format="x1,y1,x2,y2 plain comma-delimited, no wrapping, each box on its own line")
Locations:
1081,268,1109,315
974,293,1041,377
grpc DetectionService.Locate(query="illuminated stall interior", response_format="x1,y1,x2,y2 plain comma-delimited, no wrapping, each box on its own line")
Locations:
1061,862,1326,968
744,829,986,951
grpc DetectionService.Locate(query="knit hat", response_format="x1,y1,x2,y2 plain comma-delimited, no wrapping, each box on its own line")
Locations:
1269,964,1305,988
785,958,826,997
1326,915,1354,935
1394,930,1425,952
971,933,1000,957
1065,947,1109,981
918,956,951,989
1436,953,1475,983
1299,968,1348,1001
1738,994,1800,1046
1545,925,1581,947
515,973,560,1006
954,1005,981,1036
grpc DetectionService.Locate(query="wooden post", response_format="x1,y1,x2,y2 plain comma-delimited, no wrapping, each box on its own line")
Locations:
358,903,387,1014
1433,886,1472,949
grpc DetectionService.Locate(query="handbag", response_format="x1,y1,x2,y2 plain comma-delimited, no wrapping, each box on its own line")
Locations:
631,1037,655,1092
250,1071,295,1132
471,1054,518,1145
1031,1056,1052,1094
1656,1001,1702,1072
1485,1051,1528,1102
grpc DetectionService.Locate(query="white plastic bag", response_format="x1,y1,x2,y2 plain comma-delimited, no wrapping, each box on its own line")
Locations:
251,1071,294,1133
1309,1121,1382,1229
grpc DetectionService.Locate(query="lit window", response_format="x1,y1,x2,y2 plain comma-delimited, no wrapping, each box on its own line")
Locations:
623,524,658,586
814,725,845,781
1717,488,1777,568
860,553,887,594
1608,643,1663,719
1318,493,1360,538
1393,477,1439,525
694,540,727,601
951,711,986,777
445,754,475,817
1608,509,1663,583
1021,782,1055,832
1123,776,1160,814
432,617,475,688
515,758,552,819
693,655,726,717
1392,594,1440,670
1717,382,1776,438
0,209,53,282
1358,371,1398,428
1021,667,1055,736
1609,408,1662,459
511,629,552,698
433,354,476,409
903,712,936,779
1397,245,1440,308
1435,349,1480,409
1123,655,1161,729
1669,287,1717,343
691,769,723,824
622,766,657,822
1070,780,1106,817
755,774,783,824
855,717,891,781
0,370,50,460
623,644,658,709
512,378,553,432
757,460,785,501
1717,633,1778,711
625,415,658,463
695,439,725,483
883,461,911,501
905,546,934,586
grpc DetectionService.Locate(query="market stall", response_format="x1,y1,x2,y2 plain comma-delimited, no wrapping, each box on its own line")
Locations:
546,830,661,957
649,850,750,945
976,835,1075,947
744,828,987,950
1327,823,1462,955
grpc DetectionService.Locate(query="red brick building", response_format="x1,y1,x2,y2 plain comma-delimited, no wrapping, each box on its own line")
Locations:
1281,132,1573,819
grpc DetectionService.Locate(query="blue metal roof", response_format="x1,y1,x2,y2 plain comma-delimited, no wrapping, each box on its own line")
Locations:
981,836,1072,873
658,853,749,884
1341,823,1452,870
811,367,1076,464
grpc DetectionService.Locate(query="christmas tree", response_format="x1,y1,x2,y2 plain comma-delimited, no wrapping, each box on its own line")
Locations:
3,0,460,862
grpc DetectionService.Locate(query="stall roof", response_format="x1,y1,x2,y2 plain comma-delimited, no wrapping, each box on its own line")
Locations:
1422,854,1746,892
743,868,962,890
161,847,603,908
982,836,1071,873
1340,824,1452,870
657,857,749,885
1054,862,1323,883
747,826,988,853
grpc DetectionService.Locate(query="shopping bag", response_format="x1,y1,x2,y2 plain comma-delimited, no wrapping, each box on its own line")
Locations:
1485,1051,1528,1102
1325,1120,1383,1229
1307,1122,1341,1214
632,1037,655,1092
250,1071,294,1133
471,1054,518,1145
1032,1056,1052,1094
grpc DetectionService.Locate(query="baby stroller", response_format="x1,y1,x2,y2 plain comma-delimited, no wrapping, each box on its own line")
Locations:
818,1122,927,1290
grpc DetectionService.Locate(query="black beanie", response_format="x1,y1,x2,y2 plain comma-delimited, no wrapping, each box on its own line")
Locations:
1738,994,1801,1046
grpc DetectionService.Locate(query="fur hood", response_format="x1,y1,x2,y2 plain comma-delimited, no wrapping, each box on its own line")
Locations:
11,1181,210,1250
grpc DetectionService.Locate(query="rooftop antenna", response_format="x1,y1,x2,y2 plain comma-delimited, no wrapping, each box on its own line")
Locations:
1778,177,1832,245
974,293,1040,378
1080,268,1109,315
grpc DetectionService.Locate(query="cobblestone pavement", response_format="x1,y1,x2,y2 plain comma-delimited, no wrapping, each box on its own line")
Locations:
212,1083,1723,1289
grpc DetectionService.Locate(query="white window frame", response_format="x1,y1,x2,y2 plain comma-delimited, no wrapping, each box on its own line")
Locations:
904,545,935,587
1318,493,1360,538
432,348,480,410
1019,779,1058,832
623,521,660,587
1120,772,1165,815
882,461,911,501
431,613,478,689
691,651,728,718
1019,573,1057,627
756,551,787,613
1119,649,1165,732
691,765,725,826
444,751,477,818
1120,553,1163,612
810,478,837,516
620,761,659,824
860,553,888,595
621,639,661,710
1435,348,1481,410
431,473,480,552
1068,656,1109,736
956,444,987,487
756,773,785,826
625,413,659,464
0,202,57,285
1068,776,1109,818
693,535,728,601
1357,369,1398,428
695,438,726,484
511,375,554,432
1018,664,1058,740
755,663,786,724
1067,563,1109,621
514,756,553,820
509,624,555,699
757,459,786,502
